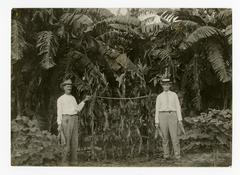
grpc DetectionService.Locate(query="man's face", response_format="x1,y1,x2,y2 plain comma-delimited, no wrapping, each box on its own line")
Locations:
162,83,171,91
63,84,72,94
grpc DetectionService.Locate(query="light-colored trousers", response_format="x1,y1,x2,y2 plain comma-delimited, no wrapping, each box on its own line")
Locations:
61,114,78,164
158,111,180,159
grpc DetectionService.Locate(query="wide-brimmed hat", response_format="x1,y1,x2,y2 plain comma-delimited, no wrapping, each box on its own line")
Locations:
60,79,73,89
160,78,172,85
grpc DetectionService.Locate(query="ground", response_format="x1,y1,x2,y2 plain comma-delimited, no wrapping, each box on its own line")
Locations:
77,153,231,167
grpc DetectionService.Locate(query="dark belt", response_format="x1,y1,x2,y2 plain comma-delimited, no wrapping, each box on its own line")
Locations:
62,114,77,117
159,111,176,113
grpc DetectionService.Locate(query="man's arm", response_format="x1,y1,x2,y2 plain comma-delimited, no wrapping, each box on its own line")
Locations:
155,96,160,125
175,93,182,121
77,101,85,112
76,95,91,112
57,99,62,126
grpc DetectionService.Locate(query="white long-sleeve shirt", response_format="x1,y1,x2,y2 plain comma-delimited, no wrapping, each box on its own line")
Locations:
57,94,85,125
155,90,182,123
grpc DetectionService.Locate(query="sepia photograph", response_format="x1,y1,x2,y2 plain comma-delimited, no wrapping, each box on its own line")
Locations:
11,8,232,167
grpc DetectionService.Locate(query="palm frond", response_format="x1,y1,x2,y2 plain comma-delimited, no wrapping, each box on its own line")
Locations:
32,9,57,25
171,20,200,32
115,53,136,71
84,20,110,36
141,23,168,36
11,19,27,62
149,48,170,61
36,31,59,69
109,23,142,37
139,11,179,25
88,16,141,34
105,16,141,27
224,25,232,45
216,9,232,26
173,9,206,25
179,26,224,50
96,42,136,71
205,40,231,83
60,12,93,37
160,12,180,24
140,11,180,37
74,8,114,21
96,31,132,49
60,12,93,26
86,20,142,40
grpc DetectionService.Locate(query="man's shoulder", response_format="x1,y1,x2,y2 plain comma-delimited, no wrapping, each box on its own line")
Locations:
169,91,178,96
157,91,178,98
157,92,164,98
57,94,65,101
169,90,176,94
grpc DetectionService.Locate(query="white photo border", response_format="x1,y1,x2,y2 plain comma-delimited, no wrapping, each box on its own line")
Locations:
0,0,239,175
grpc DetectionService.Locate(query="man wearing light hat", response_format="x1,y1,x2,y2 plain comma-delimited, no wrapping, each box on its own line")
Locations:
57,79,90,165
155,78,183,160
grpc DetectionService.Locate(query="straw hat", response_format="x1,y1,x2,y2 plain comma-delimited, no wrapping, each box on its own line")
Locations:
160,78,172,85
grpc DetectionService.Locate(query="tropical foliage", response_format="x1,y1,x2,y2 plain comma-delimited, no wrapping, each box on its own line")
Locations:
11,8,232,164
181,109,232,153
11,116,63,166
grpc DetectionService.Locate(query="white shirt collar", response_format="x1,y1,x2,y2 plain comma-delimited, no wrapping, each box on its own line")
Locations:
63,94,72,97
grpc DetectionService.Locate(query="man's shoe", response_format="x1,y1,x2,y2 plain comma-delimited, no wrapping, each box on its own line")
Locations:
174,156,181,161
69,161,78,166
163,156,170,161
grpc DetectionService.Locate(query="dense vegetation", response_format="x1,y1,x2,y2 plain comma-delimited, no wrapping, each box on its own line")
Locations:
11,109,231,165
11,116,63,166
11,8,232,165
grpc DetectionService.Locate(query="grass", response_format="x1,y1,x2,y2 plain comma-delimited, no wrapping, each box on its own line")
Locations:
77,153,231,167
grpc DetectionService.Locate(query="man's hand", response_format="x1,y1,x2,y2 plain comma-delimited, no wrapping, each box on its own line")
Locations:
178,120,186,135
83,95,91,102
155,123,159,128
57,124,62,132
178,120,183,125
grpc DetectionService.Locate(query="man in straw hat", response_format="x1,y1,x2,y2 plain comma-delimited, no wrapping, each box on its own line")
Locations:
57,79,91,165
155,78,183,160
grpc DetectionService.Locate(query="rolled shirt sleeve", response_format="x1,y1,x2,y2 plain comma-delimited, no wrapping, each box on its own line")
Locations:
155,96,160,124
175,93,182,121
57,99,62,125
77,101,85,112
72,97,86,112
